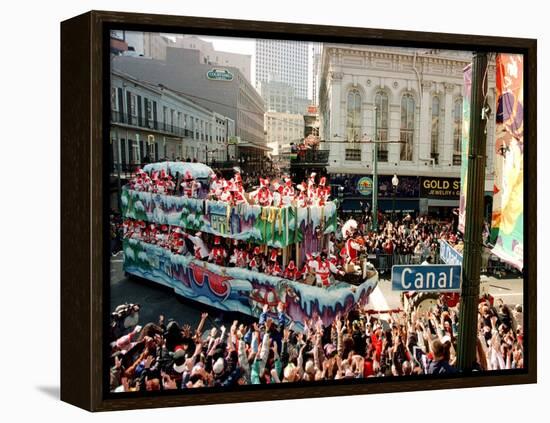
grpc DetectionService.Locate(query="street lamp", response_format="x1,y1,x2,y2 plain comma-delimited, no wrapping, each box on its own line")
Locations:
392,174,399,222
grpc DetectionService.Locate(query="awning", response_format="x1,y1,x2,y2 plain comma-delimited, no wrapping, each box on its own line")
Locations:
238,141,272,152
427,199,459,207
339,198,419,213
378,199,419,212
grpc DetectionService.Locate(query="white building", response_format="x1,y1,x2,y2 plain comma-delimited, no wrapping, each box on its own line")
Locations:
264,111,305,157
110,71,234,165
255,39,309,99
317,44,497,216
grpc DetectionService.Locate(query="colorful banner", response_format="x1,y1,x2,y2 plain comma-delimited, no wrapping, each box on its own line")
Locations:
458,64,472,233
121,188,338,249
490,54,524,270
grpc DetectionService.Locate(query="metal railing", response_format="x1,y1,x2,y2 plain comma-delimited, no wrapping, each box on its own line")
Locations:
111,111,193,138
291,149,330,165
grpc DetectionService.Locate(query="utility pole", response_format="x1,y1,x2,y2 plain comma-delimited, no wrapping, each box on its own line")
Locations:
372,106,379,232
456,52,489,372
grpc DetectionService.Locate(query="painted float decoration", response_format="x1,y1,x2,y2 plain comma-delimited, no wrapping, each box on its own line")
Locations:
121,162,378,329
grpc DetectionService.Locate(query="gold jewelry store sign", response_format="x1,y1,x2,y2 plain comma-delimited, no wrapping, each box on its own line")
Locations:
419,177,460,200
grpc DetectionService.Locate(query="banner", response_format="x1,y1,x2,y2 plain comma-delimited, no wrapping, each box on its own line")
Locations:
458,64,471,233
439,240,463,265
490,54,524,270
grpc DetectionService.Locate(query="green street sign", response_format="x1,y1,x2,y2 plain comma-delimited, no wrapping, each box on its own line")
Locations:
206,68,234,81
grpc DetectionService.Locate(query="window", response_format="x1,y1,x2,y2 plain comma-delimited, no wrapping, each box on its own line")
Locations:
130,93,137,116
400,93,415,161
453,97,463,165
375,91,389,162
111,87,118,111
431,96,440,164
145,98,153,121
346,89,362,142
163,106,167,130
345,149,361,161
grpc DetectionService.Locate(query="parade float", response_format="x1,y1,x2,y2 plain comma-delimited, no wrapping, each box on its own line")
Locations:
120,162,378,329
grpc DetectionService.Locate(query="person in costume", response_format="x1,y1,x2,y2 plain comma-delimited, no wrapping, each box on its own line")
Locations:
209,236,227,266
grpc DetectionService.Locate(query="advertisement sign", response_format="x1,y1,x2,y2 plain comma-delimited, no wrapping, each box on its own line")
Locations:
357,176,373,196
206,68,234,81
439,240,463,265
227,136,240,145
391,264,462,292
420,177,460,199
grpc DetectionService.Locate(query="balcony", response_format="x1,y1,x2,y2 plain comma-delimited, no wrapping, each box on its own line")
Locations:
111,111,191,138
290,149,330,165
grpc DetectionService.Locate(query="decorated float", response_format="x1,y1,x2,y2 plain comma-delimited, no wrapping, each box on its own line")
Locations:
121,162,378,329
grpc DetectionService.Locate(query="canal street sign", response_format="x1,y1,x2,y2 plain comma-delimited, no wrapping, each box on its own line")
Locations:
206,68,234,81
391,264,462,292
439,239,463,265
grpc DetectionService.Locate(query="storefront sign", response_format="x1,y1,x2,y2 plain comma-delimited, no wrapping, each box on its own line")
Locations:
357,176,373,196
391,264,462,292
439,240,463,265
420,177,460,199
206,68,234,81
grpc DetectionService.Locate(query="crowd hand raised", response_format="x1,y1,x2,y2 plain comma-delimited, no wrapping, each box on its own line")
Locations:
182,324,192,338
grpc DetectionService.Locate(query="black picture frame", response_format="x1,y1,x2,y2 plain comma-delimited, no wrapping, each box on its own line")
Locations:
60,10,537,412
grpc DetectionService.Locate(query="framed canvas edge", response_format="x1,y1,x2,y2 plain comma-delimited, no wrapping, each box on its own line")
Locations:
60,10,537,412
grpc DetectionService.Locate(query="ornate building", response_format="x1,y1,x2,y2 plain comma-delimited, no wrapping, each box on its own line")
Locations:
318,45,497,216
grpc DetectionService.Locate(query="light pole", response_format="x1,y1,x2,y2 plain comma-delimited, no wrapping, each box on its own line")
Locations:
372,106,379,232
392,174,399,222
456,52,489,372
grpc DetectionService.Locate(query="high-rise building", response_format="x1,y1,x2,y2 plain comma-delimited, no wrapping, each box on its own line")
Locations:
311,43,322,105
255,39,309,99
259,78,309,115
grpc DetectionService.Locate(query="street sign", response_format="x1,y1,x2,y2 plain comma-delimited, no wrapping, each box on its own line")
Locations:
439,240,463,265
391,264,462,292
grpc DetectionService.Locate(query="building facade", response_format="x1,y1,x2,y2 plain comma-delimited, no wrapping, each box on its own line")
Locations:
110,71,234,167
318,45,497,216
255,39,309,99
264,111,305,157
259,79,309,115
172,35,252,83
121,32,252,82
112,47,266,159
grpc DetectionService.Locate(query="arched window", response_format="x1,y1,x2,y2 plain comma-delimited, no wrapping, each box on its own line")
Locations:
431,96,440,164
346,89,362,142
400,93,415,161
375,91,389,162
453,97,463,165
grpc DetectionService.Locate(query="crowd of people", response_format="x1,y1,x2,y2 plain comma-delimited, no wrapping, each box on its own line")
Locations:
127,166,332,209
109,290,524,392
